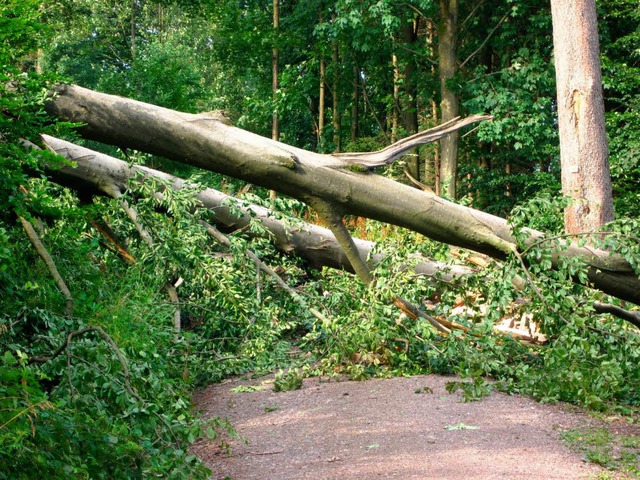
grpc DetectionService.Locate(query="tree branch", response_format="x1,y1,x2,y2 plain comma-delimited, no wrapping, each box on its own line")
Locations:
459,12,509,69
593,301,640,329
311,200,374,285
19,213,73,315
199,219,330,324
393,296,450,334
29,325,180,445
332,115,491,168
102,183,182,334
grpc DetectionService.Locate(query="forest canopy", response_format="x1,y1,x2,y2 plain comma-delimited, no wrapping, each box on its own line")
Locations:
1,1,639,478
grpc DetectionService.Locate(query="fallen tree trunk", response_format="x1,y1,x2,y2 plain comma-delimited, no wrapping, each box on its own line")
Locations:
45,85,640,304
42,135,473,283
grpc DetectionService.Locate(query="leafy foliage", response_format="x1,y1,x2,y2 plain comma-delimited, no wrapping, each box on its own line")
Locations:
2,1,640,478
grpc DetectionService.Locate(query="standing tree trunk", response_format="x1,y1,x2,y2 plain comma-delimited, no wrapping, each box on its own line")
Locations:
332,32,342,152
272,0,280,143
425,19,439,193
550,0,614,233
438,0,459,199
271,0,281,202
391,53,400,144
318,56,326,149
351,64,359,142
401,17,420,182
130,0,137,59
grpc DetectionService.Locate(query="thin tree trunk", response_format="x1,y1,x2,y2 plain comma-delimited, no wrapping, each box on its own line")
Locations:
505,162,511,197
156,4,164,42
272,0,280,142
319,56,326,149
130,0,136,59
431,97,440,194
424,20,439,192
401,18,420,182
392,53,400,143
332,15,342,152
438,0,459,199
270,0,280,202
550,0,614,233
351,64,359,142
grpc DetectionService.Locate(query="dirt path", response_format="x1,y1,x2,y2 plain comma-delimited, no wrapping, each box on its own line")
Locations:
192,374,609,479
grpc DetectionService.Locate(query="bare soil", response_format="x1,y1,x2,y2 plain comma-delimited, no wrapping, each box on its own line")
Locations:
192,374,620,480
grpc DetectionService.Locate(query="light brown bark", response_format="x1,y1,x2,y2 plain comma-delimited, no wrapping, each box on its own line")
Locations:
130,0,136,59
392,53,400,144
550,0,614,233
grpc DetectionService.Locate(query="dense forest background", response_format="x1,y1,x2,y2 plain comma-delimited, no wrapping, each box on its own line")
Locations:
1,0,639,478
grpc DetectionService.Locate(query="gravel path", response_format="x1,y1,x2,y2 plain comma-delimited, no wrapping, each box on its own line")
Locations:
192,374,608,479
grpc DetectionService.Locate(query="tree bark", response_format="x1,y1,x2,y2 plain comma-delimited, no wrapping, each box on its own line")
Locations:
438,0,459,199
45,85,640,304
550,0,614,233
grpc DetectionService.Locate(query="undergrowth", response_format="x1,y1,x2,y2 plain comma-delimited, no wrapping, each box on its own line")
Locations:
562,427,640,477
2,172,639,478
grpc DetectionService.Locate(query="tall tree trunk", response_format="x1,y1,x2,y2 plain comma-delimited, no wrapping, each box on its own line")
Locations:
431,97,441,195
318,56,326,149
156,3,164,42
401,18,420,182
351,64,359,142
45,85,640,304
332,33,342,152
438,0,459,199
271,0,280,202
130,0,136,59
272,0,280,142
550,0,614,233
425,20,439,193
391,53,400,144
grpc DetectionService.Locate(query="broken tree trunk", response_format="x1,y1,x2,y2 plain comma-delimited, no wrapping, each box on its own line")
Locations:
19,214,74,315
41,135,472,283
45,85,640,304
